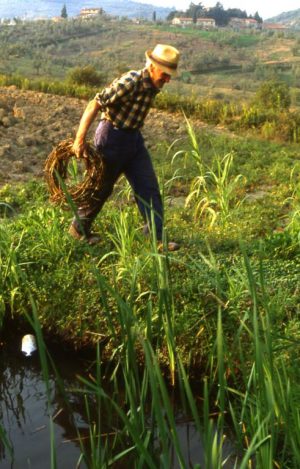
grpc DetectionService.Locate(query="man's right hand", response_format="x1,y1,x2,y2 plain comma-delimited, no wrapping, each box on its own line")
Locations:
72,98,101,158
72,139,86,159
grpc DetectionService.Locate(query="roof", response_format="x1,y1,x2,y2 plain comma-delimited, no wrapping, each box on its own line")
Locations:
196,17,215,22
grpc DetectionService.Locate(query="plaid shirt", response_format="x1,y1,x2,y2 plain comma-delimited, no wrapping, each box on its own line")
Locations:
94,68,159,129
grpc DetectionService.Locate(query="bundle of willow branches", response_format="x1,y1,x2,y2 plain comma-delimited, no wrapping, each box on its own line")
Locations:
44,139,104,209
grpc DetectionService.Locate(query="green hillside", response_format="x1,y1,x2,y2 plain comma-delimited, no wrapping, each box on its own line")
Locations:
1,15,300,108
267,8,300,24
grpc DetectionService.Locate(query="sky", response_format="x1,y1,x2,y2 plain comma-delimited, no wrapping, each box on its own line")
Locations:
138,1,300,20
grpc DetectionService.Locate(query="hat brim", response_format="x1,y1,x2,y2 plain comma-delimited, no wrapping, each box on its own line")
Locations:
145,49,178,77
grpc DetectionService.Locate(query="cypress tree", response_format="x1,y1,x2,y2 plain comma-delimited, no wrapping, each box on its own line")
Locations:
61,4,68,19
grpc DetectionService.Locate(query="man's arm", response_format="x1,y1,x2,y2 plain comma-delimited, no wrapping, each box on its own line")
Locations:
73,99,101,157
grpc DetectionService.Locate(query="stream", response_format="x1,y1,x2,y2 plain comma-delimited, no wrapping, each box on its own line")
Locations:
0,331,92,468
0,330,238,468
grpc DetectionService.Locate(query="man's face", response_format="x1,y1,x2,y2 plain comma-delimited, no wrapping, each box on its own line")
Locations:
149,64,171,89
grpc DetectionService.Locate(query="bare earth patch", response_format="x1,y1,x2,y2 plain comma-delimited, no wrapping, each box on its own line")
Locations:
0,86,213,186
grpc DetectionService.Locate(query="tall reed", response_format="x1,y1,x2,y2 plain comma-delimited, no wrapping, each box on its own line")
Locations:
1,136,300,467
173,117,245,228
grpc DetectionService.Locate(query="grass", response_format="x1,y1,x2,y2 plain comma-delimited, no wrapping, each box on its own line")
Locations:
1,16,300,111
3,68,299,143
1,121,300,466
1,17,300,466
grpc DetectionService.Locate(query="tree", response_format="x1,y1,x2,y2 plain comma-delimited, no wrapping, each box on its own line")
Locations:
152,11,156,22
226,8,247,19
166,11,176,21
192,9,197,24
255,80,291,111
254,11,263,23
33,57,43,75
207,3,228,26
61,4,68,19
186,2,204,22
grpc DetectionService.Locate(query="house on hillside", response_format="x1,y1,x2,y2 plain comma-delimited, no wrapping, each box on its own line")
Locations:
0,18,17,26
79,8,103,19
171,17,193,27
262,23,288,31
229,17,260,29
52,16,64,23
196,17,215,29
171,17,215,28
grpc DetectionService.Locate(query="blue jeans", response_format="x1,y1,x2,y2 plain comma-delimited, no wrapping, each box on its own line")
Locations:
72,120,163,239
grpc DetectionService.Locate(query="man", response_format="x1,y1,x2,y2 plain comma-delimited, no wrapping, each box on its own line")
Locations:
70,44,180,251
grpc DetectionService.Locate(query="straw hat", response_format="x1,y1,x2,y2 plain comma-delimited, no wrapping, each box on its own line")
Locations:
145,44,180,76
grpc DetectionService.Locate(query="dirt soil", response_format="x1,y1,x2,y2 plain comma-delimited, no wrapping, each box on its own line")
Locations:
0,86,208,186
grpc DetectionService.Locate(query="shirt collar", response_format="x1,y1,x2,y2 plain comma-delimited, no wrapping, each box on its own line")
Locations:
142,68,160,94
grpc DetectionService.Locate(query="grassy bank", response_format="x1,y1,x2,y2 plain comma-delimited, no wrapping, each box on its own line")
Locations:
1,123,300,466
1,72,300,144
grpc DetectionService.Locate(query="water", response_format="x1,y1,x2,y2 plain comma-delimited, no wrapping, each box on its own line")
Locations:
0,331,239,468
0,333,92,468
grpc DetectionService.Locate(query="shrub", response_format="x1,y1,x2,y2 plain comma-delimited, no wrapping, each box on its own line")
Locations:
254,79,291,112
66,65,105,87
294,91,300,106
180,71,193,83
239,105,273,128
292,46,300,57
275,111,300,143
261,121,277,140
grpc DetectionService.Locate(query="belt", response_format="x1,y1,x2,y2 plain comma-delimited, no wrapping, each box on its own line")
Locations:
103,120,138,132
113,125,138,133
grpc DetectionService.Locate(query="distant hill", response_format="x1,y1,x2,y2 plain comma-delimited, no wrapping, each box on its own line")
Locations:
265,8,300,28
0,0,173,21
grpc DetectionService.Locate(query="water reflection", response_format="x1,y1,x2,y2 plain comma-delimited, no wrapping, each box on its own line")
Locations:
0,334,239,468
0,335,91,468
170,417,238,468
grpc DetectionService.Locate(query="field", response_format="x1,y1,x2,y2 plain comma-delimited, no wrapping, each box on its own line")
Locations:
1,16,300,468
1,16,300,107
